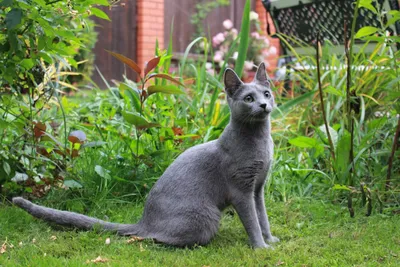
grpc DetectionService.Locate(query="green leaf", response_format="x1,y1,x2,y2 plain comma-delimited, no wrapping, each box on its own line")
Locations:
335,130,351,183
63,180,83,189
289,136,317,148
95,165,111,180
234,0,251,77
179,37,204,77
20,58,34,69
318,125,338,147
0,0,13,7
6,9,23,29
3,161,11,176
358,0,377,14
386,15,400,28
122,111,159,129
38,52,53,64
147,85,184,96
355,26,379,38
324,86,344,97
91,7,110,21
119,83,141,112
94,0,109,6
332,184,351,191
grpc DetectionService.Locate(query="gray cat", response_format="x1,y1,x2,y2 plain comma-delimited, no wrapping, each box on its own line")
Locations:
12,62,279,249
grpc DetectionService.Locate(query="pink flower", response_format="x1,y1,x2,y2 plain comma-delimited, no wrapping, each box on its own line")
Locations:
231,28,238,38
219,44,228,53
244,61,254,71
251,32,260,39
207,69,215,76
264,37,270,46
212,32,225,47
213,51,224,62
223,19,233,30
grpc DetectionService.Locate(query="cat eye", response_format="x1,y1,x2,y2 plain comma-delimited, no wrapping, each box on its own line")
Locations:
264,91,271,98
244,95,254,103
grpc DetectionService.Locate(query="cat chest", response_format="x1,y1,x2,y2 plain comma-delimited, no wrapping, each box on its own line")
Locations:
229,157,271,191
224,138,273,190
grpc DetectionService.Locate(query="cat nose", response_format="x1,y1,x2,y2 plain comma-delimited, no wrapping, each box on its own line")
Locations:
260,103,267,109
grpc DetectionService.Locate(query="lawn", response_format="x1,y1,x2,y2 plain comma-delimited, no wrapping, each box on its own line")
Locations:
1,198,399,266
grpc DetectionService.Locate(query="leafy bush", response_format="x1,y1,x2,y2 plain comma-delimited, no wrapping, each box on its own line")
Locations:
0,0,111,199
269,0,400,215
0,0,109,90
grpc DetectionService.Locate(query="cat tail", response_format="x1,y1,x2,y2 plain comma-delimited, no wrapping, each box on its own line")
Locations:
12,197,144,236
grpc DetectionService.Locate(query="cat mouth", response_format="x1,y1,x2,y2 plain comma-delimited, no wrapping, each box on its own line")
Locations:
253,110,271,119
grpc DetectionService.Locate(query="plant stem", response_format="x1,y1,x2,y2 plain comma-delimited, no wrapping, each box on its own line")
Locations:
385,117,400,194
52,64,68,166
316,33,336,161
345,0,361,218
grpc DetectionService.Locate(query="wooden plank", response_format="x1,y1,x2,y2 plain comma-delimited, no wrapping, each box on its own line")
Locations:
91,0,137,87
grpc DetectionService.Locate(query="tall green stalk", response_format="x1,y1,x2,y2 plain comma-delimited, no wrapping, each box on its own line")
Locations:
234,0,251,77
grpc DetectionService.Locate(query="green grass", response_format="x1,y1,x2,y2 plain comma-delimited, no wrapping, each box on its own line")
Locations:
1,198,399,266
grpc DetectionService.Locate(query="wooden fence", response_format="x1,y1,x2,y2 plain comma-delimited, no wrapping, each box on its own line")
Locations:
164,0,255,54
91,0,137,87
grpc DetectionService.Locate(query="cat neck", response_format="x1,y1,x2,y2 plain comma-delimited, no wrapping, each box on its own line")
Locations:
219,115,271,144
232,116,271,135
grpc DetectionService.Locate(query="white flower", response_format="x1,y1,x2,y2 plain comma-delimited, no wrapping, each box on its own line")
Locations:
250,11,259,21
244,61,254,71
269,46,277,55
205,62,213,70
223,19,233,30
219,60,226,68
199,41,205,50
232,51,238,60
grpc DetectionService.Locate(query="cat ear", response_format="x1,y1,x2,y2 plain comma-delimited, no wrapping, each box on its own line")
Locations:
254,62,270,87
224,68,243,96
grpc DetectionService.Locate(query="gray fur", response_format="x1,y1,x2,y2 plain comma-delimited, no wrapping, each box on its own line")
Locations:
13,62,279,249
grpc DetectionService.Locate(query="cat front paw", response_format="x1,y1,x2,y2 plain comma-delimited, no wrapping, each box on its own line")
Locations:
252,241,273,249
266,235,280,243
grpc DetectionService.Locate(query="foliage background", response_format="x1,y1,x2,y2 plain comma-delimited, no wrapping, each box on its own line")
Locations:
0,0,399,219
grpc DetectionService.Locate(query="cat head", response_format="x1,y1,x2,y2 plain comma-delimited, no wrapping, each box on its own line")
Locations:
223,62,274,123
